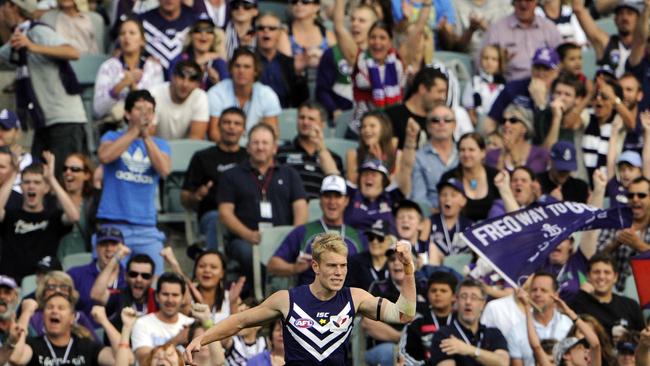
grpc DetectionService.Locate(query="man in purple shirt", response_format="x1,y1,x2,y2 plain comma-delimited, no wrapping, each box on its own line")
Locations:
480,0,562,81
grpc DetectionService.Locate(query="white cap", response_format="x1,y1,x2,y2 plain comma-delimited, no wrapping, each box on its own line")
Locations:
320,175,346,195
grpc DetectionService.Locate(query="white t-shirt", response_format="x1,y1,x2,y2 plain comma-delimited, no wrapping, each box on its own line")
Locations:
506,310,573,366
481,295,525,336
131,312,194,351
151,82,210,140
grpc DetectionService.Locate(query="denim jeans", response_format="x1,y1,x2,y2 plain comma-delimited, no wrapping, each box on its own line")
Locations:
364,342,395,366
199,210,219,251
225,237,258,297
93,223,165,275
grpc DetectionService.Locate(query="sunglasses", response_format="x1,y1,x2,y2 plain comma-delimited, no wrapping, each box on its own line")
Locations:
503,117,523,124
231,2,256,10
428,115,455,124
174,70,202,82
366,233,385,242
46,284,71,292
128,271,153,280
256,25,279,32
63,165,84,173
192,26,214,34
626,192,648,199
291,0,319,4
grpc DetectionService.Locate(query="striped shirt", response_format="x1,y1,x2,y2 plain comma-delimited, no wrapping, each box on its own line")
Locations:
224,335,268,365
581,114,614,184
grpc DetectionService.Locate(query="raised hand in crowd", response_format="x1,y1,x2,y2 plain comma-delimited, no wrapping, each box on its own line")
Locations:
115,307,138,366
637,326,650,366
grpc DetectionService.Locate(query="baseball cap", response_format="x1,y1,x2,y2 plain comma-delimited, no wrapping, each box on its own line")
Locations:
615,0,643,13
616,341,637,354
616,150,642,168
0,109,21,130
392,199,423,217
553,337,588,365
96,226,124,244
8,0,38,13
358,158,390,177
36,255,62,273
550,141,577,172
436,177,466,197
0,275,17,289
365,219,391,239
595,65,616,79
532,47,560,70
321,175,347,195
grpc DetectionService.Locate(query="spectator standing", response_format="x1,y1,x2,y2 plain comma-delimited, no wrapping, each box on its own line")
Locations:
96,90,171,275
193,0,229,28
255,13,309,109
207,47,281,142
138,0,197,75
275,101,343,199
93,18,164,123
217,123,308,294
224,0,258,59
40,0,105,54
451,0,512,55
181,107,248,250
411,104,459,210
130,272,194,365
568,254,645,337
0,0,87,176
287,0,336,74
0,109,33,192
535,0,587,46
480,0,562,81
0,154,79,282
573,0,641,77
268,175,367,286
151,60,210,140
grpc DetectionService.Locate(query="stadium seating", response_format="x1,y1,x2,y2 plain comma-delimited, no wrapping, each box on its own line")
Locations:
323,137,356,172
253,225,294,299
62,252,93,271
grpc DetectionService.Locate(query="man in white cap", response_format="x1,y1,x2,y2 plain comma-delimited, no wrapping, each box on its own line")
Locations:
268,175,367,286
0,0,87,176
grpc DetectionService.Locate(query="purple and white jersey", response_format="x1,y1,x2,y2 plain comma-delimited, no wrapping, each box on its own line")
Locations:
283,285,355,365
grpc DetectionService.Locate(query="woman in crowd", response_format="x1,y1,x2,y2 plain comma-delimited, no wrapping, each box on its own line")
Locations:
315,3,378,120
333,0,406,137
41,0,105,54
57,153,99,259
488,166,550,218
346,111,399,184
170,19,229,90
440,132,500,222
93,18,164,123
224,0,258,58
288,0,336,74
486,102,549,174
247,319,285,366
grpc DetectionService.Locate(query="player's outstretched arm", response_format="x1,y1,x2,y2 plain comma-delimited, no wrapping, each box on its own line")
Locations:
184,290,288,365
353,240,417,324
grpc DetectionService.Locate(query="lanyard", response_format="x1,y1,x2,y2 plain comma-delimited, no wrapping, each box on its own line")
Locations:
370,266,388,282
44,336,74,366
319,219,345,243
430,310,452,329
250,168,274,199
440,217,454,255
453,320,482,350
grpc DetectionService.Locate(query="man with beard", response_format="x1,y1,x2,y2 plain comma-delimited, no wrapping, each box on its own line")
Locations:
275,101,343,199
0,275,21,364
427,278,509,366
573,0,641,77
90,253,157,335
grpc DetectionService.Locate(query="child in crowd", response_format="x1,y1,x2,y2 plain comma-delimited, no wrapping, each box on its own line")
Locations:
557,42,587,85
485,131,504,151
427,177,472,265
223,297,268,365
393,199,428,268
462,44,506,128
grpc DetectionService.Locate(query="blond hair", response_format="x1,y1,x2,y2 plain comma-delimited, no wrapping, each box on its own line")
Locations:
36,271,80,308
311,233,348,262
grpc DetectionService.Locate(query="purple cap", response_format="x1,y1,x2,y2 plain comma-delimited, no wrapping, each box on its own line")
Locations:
595,65,616,78
0,109,21,130
358,158,390,177
0,275,18,289
550,141,577,172
532,47,560,69
96,226,124,244
437,177,466,197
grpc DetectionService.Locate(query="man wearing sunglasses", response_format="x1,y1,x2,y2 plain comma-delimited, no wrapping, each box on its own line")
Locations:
68,227,128,325
597,176,650,292
150,60,210,140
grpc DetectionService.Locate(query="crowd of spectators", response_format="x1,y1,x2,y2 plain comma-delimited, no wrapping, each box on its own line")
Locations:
0,0,650,364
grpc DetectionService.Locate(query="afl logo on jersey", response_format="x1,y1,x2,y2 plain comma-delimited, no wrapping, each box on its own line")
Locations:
294,318,314,328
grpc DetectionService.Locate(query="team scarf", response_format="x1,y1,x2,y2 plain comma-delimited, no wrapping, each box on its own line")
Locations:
353,48,403,109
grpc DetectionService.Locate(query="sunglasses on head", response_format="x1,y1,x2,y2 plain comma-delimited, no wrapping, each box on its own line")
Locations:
503,117,523,124
256,25,280,32
366,233,385,242
63,165,84,173
626,192,648,199
291,0,319,4
231,1,256,10
428,115,455,124
128,271,153,280
174,69,202,82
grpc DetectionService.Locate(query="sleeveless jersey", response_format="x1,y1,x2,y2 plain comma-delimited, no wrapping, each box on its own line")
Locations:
283,285,355,365
224,335,267,365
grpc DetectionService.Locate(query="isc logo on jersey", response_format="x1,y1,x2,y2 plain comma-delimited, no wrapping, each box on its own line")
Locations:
294,318,314,328
328,315,351,332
